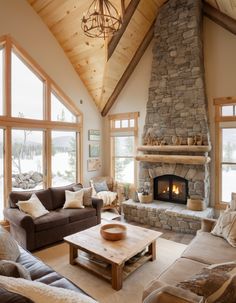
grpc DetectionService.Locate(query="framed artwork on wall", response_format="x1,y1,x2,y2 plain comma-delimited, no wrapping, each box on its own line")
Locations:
89,142,100,157
88,129,100,141
87,158,101,171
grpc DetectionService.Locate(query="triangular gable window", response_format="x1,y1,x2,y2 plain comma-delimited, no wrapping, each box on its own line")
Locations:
51,91,76,123
11,51,44,120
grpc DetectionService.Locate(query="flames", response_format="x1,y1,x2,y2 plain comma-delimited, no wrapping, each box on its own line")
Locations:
162,184,180,195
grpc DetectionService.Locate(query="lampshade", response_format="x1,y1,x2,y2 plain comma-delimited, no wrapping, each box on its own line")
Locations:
81,0,123,39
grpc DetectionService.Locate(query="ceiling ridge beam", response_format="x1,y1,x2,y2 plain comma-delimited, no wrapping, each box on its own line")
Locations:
203,2,236,36
102,19,155,117
107,0,141,60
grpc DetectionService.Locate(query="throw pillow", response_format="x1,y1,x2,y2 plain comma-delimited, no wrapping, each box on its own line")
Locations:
211,211,236,247
177,262,236,303
0,260,31,280
0,226,20,261
73,186,92,207
93,180,109,193
17,194,49,219
63,190,84,209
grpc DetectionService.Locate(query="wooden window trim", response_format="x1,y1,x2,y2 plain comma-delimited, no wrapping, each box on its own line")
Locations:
214,97,236,209
0,35,83,214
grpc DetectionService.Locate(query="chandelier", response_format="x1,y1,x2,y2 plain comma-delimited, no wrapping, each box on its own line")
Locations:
81,0,123,39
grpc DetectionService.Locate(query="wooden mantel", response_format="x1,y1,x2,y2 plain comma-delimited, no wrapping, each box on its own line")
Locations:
135,154,211,165
137,145,211,152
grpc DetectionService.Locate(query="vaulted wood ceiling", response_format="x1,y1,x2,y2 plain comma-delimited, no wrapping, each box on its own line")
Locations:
27,0,236,116
206,0,236,19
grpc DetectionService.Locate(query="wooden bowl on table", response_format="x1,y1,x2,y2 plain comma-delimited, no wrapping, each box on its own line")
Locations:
100,223,127,241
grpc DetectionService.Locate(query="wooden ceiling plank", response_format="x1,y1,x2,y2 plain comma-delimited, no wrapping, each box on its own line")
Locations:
204,2,236,35
30,0,53,13
101,20,155,116
108,0,141,60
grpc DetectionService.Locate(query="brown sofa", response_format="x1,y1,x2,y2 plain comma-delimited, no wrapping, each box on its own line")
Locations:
4,183,103,251
143,218,236,303
0,244,94,303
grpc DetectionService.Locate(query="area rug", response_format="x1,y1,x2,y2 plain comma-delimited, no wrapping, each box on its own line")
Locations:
101,210,121,221
34,238,186,303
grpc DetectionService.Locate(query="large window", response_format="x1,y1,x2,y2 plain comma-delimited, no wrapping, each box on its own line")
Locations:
109,112,139,184
0,36,82,220
221,128,236,202
214,98,236,208
12,130,43,191
52,131,76,186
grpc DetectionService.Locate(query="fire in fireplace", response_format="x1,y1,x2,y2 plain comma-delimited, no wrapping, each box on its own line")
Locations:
153,175,188,204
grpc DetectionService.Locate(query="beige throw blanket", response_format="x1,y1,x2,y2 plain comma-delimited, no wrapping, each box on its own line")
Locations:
0,276,97,303
96,191,117,206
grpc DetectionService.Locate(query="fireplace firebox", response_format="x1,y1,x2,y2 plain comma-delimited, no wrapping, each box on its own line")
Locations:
153,175,188,204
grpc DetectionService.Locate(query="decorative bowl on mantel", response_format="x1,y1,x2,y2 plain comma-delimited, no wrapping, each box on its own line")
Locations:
100,223,127,241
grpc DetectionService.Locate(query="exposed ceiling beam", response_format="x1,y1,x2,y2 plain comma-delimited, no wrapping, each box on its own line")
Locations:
102,20,155,117
107,0,141,60
203,1,236,36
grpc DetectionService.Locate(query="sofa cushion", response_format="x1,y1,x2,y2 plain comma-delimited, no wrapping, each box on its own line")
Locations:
9,189,53,211
158,257,206,286
33,211,69,232
49,184,75,209
182,231,236,264
18,246,86,294
58,208,96,223
0,226,20,261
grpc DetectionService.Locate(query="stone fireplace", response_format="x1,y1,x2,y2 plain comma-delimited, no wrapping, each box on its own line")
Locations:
137,0,211,206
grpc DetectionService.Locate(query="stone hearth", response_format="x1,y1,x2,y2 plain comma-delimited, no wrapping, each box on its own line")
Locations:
123,200,214,234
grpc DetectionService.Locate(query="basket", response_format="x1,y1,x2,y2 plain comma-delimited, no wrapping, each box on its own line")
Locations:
137,193,153,203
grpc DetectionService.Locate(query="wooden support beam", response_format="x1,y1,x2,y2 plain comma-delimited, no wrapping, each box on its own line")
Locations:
107,0,140,60
137,145,211,153
135,154,211,165
101,21,155,117
203,2,236,36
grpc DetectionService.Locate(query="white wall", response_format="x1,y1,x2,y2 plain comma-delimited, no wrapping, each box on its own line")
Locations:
104,41,153,175
0,0,103,185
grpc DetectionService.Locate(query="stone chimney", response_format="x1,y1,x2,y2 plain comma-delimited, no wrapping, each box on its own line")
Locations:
138,0,211,205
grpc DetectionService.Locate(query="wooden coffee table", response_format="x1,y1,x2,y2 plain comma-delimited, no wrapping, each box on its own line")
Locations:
64,223,162,290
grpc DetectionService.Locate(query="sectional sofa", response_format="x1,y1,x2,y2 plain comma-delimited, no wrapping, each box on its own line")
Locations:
143,218,236,303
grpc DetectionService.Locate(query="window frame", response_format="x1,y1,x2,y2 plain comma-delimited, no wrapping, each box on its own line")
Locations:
214,97,236,209
0,35,83,220
109,112,139,185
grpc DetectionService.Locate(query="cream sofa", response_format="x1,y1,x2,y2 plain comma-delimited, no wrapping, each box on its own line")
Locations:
143,218,236,303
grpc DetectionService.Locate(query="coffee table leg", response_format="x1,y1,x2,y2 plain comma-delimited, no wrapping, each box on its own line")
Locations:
148,240,156,261
112,263,123,290
69,245,78,265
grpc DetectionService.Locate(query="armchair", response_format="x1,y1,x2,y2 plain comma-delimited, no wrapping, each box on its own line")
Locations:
90,176,122,214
